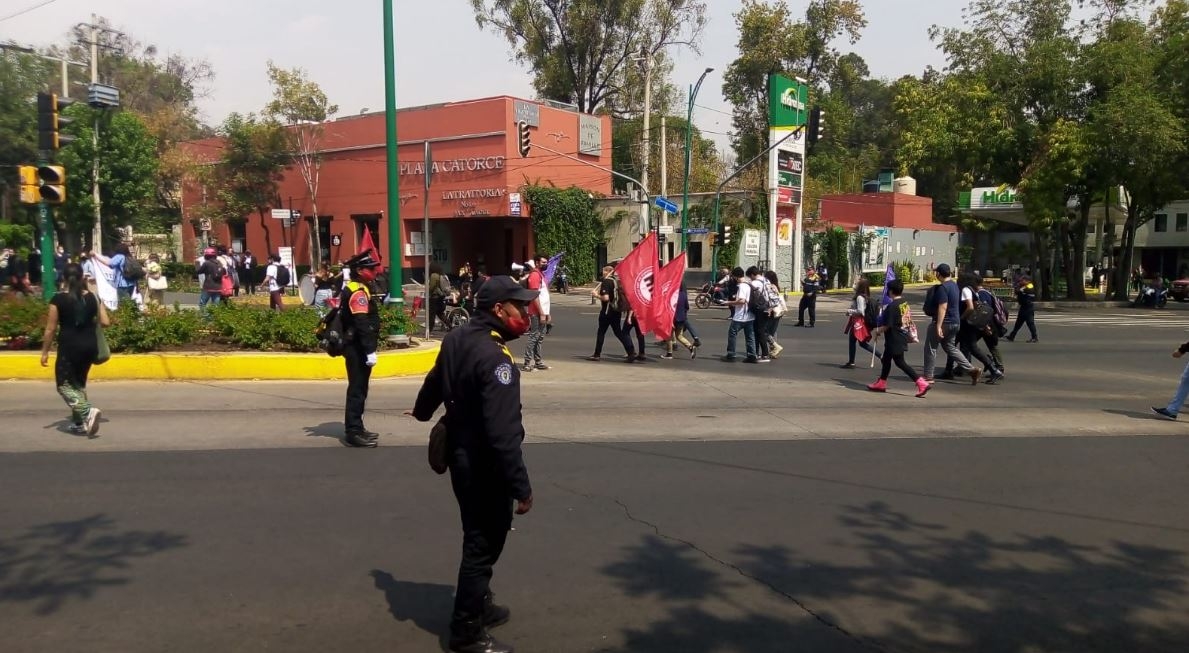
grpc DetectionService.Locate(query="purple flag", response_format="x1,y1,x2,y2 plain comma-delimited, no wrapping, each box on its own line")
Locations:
542,252,565,284
880,263,896,306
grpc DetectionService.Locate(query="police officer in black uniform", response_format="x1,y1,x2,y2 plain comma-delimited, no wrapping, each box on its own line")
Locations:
411,276,536,653
342,250,382,448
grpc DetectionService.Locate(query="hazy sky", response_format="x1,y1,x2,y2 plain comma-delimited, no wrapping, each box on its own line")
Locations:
2,0,967,153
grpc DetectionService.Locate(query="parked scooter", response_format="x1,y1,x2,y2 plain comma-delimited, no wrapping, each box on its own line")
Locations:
552,266,569,294
1133,284,1169,309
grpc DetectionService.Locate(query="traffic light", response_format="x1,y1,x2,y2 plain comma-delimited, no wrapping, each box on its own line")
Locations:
37,165,66,204
721,224,732,246
18,165,40,204
807,107,825,149
37,92,76,152
516,120,531,158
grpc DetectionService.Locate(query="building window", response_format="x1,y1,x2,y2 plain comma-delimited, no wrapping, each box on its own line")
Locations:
1178,214,1188,233
688,241,703,269
1155,214,1168,232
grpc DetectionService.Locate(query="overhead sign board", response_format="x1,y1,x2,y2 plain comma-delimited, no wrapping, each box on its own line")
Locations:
513,100,540,128
768,74,809,128
653,196,679,214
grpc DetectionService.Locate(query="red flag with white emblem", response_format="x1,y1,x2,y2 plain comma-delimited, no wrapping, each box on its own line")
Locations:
614,233,658,334
652,253,686,341
359,225,380,261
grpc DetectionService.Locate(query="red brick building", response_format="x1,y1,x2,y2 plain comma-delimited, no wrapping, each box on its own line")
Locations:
818,191,958,275
181,96,612,276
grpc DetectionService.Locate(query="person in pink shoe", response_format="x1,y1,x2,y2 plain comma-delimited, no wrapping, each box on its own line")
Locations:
868,279,930,398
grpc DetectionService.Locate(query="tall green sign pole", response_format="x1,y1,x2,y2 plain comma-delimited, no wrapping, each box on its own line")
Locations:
382,0,403,303
680,68,714,252
37,162,55,301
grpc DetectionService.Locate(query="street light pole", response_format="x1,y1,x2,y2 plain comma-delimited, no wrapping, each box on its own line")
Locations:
680,67,713,252
382,0,403,303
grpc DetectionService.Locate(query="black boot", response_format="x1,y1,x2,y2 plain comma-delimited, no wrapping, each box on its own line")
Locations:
449,619,513,653
483,592,510,629
344,431,378,448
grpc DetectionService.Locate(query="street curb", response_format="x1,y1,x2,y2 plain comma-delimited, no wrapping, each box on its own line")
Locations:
0,344,440,381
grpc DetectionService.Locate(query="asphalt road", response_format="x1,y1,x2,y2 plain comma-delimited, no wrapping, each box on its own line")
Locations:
3,294,1189,652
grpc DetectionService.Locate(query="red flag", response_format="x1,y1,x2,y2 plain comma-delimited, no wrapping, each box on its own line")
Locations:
652,253,687,341
614,233,658,334
359,225,380,261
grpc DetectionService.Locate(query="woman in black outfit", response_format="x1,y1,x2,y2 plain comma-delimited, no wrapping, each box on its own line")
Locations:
868,279,929,397
39,263,110,436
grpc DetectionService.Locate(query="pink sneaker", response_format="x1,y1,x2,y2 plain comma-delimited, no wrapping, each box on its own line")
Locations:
867,379,887,393
915,377,930,398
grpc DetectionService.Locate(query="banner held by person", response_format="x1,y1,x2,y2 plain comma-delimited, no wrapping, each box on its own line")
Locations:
652,253,687,341
359,225,380,262
880,263,896,306
614,233,658,334
542,252,564,285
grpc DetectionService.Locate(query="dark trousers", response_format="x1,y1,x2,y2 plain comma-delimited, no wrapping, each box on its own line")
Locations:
798,295,817,325
428,295,448,332
958,324,997,371
880,350,921,381
624,314,645,356
848,331,880,364
594,310,633,356
343,345,372,433
1008,308,1037,340
450,470,514,626
684,319,701,343
269,290,284,311
753,312,771,357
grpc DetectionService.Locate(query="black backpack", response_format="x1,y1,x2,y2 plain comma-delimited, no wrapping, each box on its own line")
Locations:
863,296,879,329
611,275,632,313
123,257,145,281
748,281,769,314
275,264,291,287
316,305,346,357
923,284,940,319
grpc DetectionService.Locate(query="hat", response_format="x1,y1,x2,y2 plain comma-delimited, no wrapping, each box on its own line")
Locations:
203,247,216,257
345,249,381,270
935,263,952,277
476,275,539,310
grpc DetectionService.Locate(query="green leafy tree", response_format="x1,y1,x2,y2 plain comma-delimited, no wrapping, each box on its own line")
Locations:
470,0,707,113
611,114,720,195
523,185,607,283
264,61,338,270
0,52,53,222
201,113,290,256
57,106,160,250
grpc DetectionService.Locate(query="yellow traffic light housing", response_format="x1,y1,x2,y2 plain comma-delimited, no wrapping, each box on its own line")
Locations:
38,92,76,151
18,165,41,204
37,165,66,204
707,233,717,247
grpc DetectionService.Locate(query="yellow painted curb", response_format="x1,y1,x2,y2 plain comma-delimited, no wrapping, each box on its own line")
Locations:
0,344,440,381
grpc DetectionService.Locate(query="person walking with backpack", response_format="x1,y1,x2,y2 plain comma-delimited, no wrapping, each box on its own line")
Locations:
586,265,636,362
663,284,697,359
196,247,225,312
922,264,980,385
763,271,787,358
39,263,111,436
746,267,773,361
1005,275,1038,342
867,279,930,398
89,243,140,302
265,254,286,311
722,267,759,363
428,262,452,333
957,273,1003,384
842,278,881,369
795,268,821,327
976,279,1007,375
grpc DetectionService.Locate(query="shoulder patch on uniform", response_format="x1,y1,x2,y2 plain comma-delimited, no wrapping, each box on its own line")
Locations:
349,291,369,314
494,362,514,385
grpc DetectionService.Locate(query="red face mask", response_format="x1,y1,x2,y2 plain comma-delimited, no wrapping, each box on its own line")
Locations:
499,302,530,338
356,267,377,283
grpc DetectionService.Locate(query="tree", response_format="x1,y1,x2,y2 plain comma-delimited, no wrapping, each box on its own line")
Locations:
264,62,338,270
470,0,707,114
57,106,160,251
202,113,290,256
611,114,721,195
722,0,866,162
0,52,53,222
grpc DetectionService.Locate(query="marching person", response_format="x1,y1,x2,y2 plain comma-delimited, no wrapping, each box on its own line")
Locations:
1152,336,1189,420
867,279,930,397
341,250,383,448
39,263,110,436
409,275,536,653
1006,274,1038,342
795,267,822,327
587,265,635,362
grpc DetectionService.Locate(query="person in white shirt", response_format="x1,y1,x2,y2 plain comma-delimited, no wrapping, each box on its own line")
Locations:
265,254,283,311
721,267,758,363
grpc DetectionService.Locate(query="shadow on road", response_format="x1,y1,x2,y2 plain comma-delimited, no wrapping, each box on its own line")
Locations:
598,500,1189,652
303,422,344,440
369,570,452,651
0,514,188,616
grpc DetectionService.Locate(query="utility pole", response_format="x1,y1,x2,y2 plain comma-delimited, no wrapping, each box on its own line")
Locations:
636,49,653,239
75,14,123,252
382,0,404,304
659,116,667,199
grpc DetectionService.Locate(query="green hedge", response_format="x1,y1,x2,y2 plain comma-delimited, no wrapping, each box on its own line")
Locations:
0,296,416,353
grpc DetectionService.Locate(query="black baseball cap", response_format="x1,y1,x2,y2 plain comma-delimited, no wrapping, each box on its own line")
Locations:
476,275,539,309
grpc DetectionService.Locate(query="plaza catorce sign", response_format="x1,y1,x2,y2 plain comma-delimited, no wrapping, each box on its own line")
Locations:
399,156,506,176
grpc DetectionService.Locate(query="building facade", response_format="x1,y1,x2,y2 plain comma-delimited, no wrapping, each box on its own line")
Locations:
818,191,958,280
181,96,612,278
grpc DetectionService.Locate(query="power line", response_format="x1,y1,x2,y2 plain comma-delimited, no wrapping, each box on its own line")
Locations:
0,0,58,23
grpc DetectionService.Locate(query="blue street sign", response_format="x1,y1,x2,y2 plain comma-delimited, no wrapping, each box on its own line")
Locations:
653,196,679,214
686,228,710,235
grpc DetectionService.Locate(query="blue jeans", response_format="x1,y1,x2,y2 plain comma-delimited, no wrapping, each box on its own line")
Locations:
1165,359,1189,416
726,320,756,359
199,290,222,312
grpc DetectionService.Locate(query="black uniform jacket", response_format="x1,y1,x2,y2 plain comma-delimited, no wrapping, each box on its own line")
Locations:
343,281,380,352
413,312,532,501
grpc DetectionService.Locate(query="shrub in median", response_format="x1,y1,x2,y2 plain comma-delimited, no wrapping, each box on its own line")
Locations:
0,295,47,349
105,303,203,353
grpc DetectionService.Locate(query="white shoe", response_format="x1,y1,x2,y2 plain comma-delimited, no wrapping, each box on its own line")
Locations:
84,407,101,437
771,343,784,358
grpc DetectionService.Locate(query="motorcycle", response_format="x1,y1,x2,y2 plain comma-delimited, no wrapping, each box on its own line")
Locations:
1133,285,1169,309
694,282,729,309
552,267,569,294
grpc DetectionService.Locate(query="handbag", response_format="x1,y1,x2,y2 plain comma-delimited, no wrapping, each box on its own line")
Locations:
428,416,449,474
848,314,871,343
94,326,111,365
147,274,168,290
